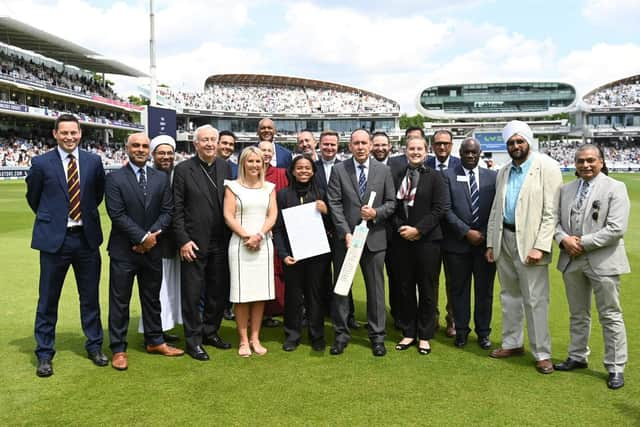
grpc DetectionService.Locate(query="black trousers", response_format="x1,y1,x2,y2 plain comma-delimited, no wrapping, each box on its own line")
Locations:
283,255,326,344
385,248,400,322
35,230,103,360
434,249,454,323
181,238,229,350
393,237,440,340
109,254,163,353
445,247,496,338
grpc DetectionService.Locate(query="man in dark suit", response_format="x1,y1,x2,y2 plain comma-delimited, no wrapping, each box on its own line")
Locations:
442,138,497,350
426,129,461,337
258,118,292,169
173,125,233,361
327,129,396,356
105,133,184,370
26,114,108,377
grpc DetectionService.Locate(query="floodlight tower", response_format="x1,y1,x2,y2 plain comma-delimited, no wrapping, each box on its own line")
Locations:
149,0,157,106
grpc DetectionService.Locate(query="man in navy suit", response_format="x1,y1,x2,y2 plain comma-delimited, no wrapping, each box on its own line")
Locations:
442,138,497,349
258,118,292,169
425,129,460,337
105,133,184,370
26,114,107,377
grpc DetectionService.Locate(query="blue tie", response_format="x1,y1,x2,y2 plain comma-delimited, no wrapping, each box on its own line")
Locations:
139,168,147,197
358,164,366,198
469,170,479,224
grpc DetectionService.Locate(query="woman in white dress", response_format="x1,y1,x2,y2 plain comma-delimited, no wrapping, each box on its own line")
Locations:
224,147,277,357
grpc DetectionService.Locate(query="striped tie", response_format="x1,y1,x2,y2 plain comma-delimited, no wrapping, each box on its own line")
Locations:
469,170,479,224
67,154,81,221
357,164,366,198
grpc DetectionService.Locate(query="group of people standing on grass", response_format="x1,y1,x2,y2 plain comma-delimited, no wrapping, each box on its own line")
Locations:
27,115,629,390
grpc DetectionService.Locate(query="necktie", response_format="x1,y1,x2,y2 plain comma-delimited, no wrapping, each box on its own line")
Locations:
575,180,590,210
139,168,147,197
469,170,479,224
358,164,366,198
438,163,445,172
67,154,81,221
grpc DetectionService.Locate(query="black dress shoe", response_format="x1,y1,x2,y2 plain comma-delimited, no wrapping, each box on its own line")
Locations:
36,359,53,377
186,345,210,361
282,341,299,352
163,332,180,343
454,334,468,348
311,340,326,352
395,340,415,351
330,341,347,355
203,334,232,350
223,308,235,321
87,350,109,367
554,357,588,371
347,318,360,330
607,372,624,390
262,317,282,328
372,342,387,357
418,345,431,355
477,336,491,350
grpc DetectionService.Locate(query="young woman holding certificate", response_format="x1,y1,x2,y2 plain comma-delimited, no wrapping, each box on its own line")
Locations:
273,154,330,352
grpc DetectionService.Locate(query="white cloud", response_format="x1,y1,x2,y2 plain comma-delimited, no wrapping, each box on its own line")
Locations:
582,0,640,26
557,43,640,97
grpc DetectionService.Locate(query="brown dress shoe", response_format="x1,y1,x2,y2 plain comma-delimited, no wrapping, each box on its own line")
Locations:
489,347,525,358
146,343,185,357
536,359,554,374
112,352,128,371
445,317,456,337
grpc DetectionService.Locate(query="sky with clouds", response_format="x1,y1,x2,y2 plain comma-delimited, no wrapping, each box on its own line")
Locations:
1,0,638,113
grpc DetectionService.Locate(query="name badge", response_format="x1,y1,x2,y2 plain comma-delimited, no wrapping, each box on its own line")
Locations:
457,175,469,182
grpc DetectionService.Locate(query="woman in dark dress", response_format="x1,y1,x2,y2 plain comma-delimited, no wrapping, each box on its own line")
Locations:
273,154,330,352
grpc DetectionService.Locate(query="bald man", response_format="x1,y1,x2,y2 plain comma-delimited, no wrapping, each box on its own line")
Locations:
105,133,184,370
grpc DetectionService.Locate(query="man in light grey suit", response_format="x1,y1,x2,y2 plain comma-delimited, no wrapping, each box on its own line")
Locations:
553,144,630,390
327,129,396,357
485,120,563,374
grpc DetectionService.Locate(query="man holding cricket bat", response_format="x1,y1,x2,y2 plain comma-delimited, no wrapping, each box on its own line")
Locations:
327,129,396,357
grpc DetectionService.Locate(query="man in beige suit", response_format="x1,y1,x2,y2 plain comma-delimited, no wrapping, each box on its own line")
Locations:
485,121,562,374
553,145,629,390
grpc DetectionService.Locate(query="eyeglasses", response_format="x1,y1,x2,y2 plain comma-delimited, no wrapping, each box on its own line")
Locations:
592,200,600,221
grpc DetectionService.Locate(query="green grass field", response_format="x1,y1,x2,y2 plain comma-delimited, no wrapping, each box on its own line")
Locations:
1,175,639,426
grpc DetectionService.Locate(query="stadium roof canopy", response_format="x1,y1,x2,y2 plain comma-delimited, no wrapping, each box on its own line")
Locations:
583,74,640,100
205,73,398,104
0,16,148,77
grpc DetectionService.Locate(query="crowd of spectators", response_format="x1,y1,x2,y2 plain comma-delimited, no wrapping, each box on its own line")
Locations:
583,81,640,108
0,50,121,100
541,139,640,167
158,83,400,114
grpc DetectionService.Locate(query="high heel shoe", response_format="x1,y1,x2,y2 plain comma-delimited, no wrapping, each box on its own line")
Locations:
250,340,268,356
395,339,415,351
418,341,431,355
238,342,251,358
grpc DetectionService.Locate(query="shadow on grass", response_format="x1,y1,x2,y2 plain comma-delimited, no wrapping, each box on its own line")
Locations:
614,402,640,425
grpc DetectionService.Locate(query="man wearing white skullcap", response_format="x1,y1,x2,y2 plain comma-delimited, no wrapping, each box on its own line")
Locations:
485,120,562,374
138,134,182,342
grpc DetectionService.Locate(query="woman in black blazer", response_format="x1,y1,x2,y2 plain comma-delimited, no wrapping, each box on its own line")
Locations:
273,154,330,352
390,136,448,354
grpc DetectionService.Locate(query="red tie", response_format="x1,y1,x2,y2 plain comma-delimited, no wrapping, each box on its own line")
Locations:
67,154,81,221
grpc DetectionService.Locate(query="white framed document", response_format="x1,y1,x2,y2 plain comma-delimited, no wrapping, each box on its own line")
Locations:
281,202,330,261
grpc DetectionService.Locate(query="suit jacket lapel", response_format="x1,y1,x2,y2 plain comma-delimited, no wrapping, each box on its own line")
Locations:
455,165,472,206
124,165,146,207
50,150,69,201
190,158,215,209
345,160,361,202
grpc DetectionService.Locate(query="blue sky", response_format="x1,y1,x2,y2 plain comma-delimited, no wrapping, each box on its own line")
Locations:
1,0,638,112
